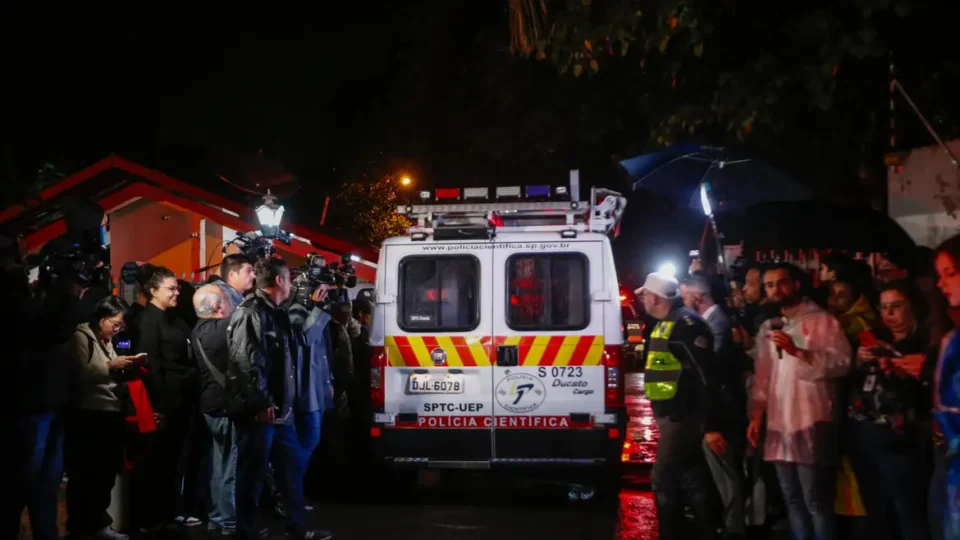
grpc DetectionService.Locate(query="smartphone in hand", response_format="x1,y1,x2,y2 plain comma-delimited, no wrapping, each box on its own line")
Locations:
869,346,902,358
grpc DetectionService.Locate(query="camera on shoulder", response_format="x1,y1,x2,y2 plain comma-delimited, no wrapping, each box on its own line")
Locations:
291,253,358,309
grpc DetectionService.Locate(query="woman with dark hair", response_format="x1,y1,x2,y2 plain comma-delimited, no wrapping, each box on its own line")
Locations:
65,296,141,540
844,280,932,540
931,235,960,540
133,267,200,531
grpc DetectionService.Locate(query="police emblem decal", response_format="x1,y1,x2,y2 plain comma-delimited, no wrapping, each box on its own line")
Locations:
430,348,447,366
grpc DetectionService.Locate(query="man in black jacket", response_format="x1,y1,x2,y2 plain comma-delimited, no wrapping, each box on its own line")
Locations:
192,284,239,535
228,258,331,540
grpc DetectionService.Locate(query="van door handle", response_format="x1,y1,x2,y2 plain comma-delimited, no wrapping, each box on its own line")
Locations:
496,345,519,367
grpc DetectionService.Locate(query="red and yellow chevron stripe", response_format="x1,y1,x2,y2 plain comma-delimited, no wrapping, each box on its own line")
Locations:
385,336,493,367
496,335,604,366
384,335,604,367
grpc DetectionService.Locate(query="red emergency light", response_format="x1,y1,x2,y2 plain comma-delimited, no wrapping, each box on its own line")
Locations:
435,188,461,200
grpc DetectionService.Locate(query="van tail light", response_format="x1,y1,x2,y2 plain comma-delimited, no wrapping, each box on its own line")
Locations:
371,346,386,410
603,345,623,408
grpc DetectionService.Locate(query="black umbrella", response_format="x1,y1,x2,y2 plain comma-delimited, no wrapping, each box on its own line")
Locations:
715,199,916,257
620,144,813,213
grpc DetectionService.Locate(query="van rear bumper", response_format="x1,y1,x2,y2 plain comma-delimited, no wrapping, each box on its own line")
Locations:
372,423,624,471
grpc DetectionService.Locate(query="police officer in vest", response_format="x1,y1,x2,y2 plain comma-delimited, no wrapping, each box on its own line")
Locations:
637,271,727,540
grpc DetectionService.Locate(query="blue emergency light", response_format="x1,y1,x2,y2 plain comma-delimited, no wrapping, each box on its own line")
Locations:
525,185,551,198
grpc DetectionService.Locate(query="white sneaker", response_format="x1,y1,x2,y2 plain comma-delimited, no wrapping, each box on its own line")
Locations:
93,527,129,540
174,516,203,527
304,504,315,511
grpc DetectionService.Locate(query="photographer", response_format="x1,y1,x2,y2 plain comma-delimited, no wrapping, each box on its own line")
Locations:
287,286,335,512
228,258,331,540
3,235,87,540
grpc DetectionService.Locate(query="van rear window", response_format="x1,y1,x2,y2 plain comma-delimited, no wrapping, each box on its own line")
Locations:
506,253,589,330
399,255,480,332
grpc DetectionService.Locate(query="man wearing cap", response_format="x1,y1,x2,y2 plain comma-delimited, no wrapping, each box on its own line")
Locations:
637,271,726,540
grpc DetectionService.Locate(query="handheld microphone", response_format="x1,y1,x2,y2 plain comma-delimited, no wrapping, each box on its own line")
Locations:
770,318,785,359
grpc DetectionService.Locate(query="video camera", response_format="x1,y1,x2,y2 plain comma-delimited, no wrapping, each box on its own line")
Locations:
291,252,359,308
34,196,112,292
227,230,290,262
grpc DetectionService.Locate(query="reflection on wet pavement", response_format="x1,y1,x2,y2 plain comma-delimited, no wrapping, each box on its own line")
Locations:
617,490,659,540
24,478,791,539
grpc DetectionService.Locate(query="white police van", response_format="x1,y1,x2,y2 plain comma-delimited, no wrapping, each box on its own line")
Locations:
368,181,628,477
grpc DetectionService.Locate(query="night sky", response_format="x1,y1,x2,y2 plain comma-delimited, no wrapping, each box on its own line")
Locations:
8,4,425,185
5,2,959,254
6,4,555,197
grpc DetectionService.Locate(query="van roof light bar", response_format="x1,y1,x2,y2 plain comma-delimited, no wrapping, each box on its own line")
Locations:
397,187,627,238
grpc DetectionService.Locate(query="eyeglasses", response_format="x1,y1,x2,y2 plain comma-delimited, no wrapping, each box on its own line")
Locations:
104,320,126,330
161,286,180,293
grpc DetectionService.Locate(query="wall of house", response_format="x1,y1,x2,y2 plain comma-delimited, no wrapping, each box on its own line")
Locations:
888,139,960,247
110,200,226,281
108,199,375,283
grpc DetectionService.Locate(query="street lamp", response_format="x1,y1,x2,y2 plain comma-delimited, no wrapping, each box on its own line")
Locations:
400,175,413,187
255,190,285,238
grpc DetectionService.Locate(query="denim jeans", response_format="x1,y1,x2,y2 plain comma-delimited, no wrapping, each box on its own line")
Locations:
236,421,306,540
774,462,837,540
2,413,64,540
296,411,323,471
205,415,239,532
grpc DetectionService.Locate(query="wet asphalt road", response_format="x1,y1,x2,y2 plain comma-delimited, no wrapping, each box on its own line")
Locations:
29,472,790,539
294,471,624,540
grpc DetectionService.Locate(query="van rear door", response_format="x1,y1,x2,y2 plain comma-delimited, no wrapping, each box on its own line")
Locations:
380,243,495,464
490,239,609,464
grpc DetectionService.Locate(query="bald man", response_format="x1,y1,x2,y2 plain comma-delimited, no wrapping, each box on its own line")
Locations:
191,284,240,534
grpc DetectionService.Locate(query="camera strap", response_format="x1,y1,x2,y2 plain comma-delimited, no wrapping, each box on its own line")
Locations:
195,337,227,388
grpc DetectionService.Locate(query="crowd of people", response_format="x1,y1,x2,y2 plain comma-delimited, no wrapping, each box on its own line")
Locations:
12,218,960,540
5,250,372,540
637,235,960,540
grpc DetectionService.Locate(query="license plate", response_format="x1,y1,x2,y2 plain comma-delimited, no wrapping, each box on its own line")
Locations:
408,373,465,394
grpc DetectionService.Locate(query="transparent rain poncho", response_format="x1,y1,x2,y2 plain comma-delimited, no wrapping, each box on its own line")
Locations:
750,299,851,465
